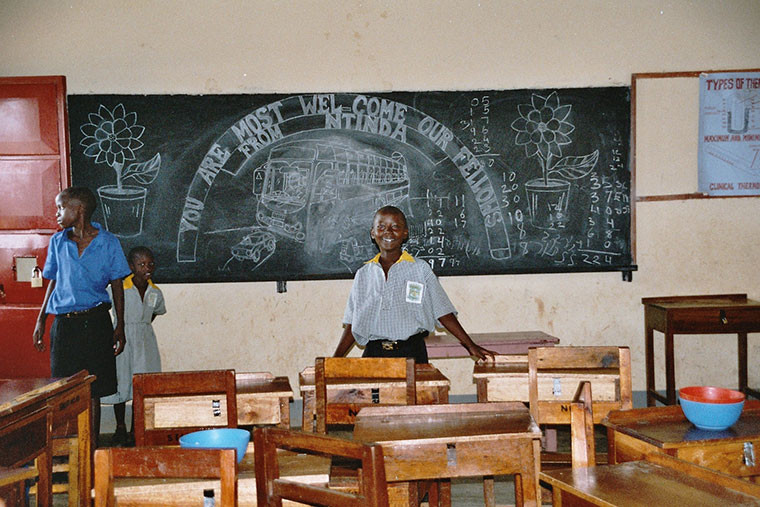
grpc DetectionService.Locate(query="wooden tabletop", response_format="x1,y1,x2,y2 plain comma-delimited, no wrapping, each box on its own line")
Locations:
235,372,292,396
354,402,538,443
603,400,760,449
642,293,760,310
426,331,559,358
0,371,91,415
540,460,760,506
299,363,449,391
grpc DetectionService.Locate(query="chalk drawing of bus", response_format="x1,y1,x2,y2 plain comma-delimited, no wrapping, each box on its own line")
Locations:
253,141,410,261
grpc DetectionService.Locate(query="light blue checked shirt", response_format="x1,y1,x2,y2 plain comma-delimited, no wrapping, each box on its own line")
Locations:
343,251,457,346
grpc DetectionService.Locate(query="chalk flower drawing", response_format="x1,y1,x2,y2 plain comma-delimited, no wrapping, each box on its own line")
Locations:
511,91,598,185
510,91,599,229
79,103,160,237
80,104,160,189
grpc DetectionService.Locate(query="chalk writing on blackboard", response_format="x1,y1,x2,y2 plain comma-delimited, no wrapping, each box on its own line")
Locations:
79,104,161,237
68,87,632,282
176,93,511,274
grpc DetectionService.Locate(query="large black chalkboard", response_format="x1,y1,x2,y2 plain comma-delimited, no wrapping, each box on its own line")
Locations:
69,88,634,283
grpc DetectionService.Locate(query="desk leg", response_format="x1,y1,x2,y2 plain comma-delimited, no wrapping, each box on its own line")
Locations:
75,405,91,507
739,332,748,393
301,394,314,432
645,325,655,407
278,397,290,429
665,331,676,405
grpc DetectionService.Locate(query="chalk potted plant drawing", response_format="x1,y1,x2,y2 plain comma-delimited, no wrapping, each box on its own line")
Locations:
80,104,160,237
511,91,598,229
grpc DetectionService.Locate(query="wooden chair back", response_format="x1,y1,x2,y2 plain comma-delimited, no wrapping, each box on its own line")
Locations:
0,406,52,507
94,446,238,507
570,381,595,468
528,346,632,426
315,357,416,434
254,426,389,507
133,369,238,446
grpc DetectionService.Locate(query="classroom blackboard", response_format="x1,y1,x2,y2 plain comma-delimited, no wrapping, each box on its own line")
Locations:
68,88,634,283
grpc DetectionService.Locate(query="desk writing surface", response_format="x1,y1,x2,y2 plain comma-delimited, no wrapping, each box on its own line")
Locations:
235,372,292,395
540,461,760,506
299,363,449,390
427,331,559,358
603,400,760,449
353,402,536,443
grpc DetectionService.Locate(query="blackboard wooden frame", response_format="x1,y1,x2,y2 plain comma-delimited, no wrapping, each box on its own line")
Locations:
68,87,635,284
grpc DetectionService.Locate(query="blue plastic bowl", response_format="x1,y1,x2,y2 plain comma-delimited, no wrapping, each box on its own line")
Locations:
178,428,250,463
678,395,744,431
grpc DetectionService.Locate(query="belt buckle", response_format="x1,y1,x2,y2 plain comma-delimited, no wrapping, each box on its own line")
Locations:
381,341,396,351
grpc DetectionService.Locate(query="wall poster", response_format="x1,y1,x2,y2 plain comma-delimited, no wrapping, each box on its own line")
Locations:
699,71,760,196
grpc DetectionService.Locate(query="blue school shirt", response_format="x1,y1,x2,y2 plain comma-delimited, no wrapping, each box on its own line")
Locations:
43,222,131,314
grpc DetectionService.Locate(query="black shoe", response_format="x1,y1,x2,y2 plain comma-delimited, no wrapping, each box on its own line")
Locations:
113,425,128,446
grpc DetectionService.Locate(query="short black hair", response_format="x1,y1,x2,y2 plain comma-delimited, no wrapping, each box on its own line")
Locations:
373,205,408,229
61,186,97,220
127,246,154,265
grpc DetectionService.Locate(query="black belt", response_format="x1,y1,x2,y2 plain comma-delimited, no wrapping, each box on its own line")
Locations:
58,303,111,319
379,330,429,351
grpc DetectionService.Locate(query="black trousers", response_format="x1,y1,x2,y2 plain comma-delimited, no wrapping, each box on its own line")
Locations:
50,305,117,398
363,331,429,364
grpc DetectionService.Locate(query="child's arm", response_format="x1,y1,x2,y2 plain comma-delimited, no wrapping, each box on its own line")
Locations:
333,324,356,357
438,313,497,362
110,278,126,355
32,279,56,352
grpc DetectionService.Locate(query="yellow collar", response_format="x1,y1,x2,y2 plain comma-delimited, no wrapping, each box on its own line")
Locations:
366,250,415,265
123,273,158,289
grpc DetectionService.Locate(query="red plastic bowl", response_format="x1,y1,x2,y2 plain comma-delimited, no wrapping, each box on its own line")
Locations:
678,386,745,404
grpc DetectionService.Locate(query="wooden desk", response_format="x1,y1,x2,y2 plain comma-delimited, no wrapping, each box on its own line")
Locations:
426,331,559,358
540,459,760,506
235,372,292,427
353,402,542,507
603,400,760,479
0,371,94,507
143,372,292,431
299,363,449,432
642,294,760,406
473,354,621,405
110,446,329,506
0,406,52,506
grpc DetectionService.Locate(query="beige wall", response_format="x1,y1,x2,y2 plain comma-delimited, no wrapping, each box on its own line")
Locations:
3,0,760,396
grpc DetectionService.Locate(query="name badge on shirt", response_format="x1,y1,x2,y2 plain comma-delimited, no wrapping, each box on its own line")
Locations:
406,281,424,304
147,292,158,307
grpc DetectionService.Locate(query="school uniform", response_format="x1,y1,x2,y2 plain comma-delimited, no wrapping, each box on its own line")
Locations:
43,221,130,397
343,250,456,363
101,274,166,404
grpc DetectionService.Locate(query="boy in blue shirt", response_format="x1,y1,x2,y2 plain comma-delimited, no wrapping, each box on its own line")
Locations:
334,205,496,363
33,186,131,444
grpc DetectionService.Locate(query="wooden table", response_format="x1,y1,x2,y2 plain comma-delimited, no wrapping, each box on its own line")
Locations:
426,331,558,358
143,371,292,431
110,445,330,506
235,372,292,427
299,363,449,432
353,402,542,507
0,371,94,507
603,400,760,479
473,354,621,404
540,458,760,506
642,294,760,406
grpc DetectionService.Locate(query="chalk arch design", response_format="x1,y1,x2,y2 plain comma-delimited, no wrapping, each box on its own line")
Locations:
176,93,510,267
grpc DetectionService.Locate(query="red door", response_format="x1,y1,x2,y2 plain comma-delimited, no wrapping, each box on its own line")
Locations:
0,76,70,377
